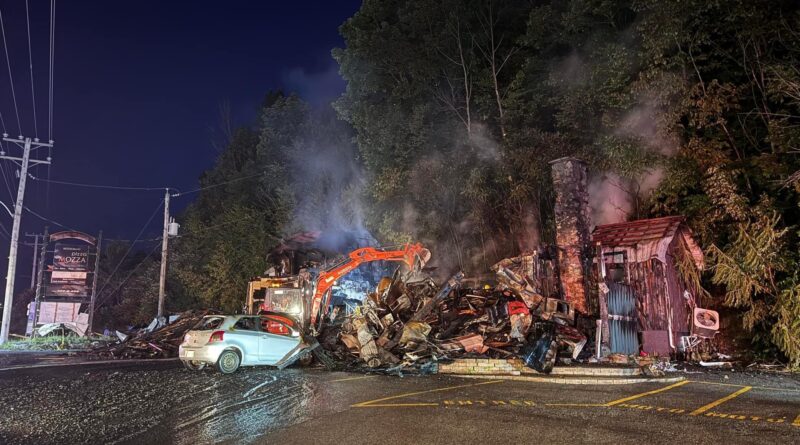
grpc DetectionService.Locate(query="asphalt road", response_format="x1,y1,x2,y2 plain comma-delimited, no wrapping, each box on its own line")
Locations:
0,361,798,444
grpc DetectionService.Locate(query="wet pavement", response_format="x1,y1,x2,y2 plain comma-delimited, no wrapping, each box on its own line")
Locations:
0,361,798,444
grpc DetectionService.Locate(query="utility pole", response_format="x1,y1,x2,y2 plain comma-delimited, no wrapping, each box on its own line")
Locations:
26,233,40,289
31,227,48,338
87,231,102,334
0,135,53,344
157,189,170,320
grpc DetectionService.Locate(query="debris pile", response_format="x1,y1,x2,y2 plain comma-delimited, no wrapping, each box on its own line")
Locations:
91,310,216,359
320,253,587,374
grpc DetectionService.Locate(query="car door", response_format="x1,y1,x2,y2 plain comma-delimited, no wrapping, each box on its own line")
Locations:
258,314,302,365
230,317,262,365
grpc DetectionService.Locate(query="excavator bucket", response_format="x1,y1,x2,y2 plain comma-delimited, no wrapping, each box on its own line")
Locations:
416,248,431,268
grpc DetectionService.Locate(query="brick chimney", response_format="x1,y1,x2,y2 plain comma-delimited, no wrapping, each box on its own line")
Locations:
550,157,591,314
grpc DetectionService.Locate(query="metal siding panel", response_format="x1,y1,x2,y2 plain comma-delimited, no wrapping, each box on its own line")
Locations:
607,282,639,355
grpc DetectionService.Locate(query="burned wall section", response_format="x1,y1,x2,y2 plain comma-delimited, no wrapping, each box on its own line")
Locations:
549,158,593,315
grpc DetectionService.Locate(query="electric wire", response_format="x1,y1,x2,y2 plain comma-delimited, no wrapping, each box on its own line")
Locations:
0,160,15,201
19,206,161,245
29,175,172,192
46,1,54,209
94,199,164,300
24,0,37,137
48,0,54,141
29,169,266,195
170,170,265,197
0,7,22,135
23,204,77,231
94,241,162,311
46,1,54,208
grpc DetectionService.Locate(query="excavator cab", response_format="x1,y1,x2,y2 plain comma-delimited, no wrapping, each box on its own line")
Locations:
246,243,430,335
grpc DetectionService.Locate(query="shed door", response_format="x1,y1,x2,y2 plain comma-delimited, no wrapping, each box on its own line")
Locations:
607,282,639,355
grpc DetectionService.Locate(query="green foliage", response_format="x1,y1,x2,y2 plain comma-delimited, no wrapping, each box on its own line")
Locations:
708,210,800,364
337,0,800,361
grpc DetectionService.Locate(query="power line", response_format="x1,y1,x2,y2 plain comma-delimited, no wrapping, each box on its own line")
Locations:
104,236,163,244
48,0,55,141
0,220,10,239
24,0,37,137
94,199,164,300
170,170,265,197
0,161,15,202
23,204,76,230
0,8,22,135
29,175,172,192
94,241,161,312
28,169,267,196
46,0,55,209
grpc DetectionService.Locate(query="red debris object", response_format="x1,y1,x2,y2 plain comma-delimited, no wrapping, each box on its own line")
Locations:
507,301,529,316
457,334,489,354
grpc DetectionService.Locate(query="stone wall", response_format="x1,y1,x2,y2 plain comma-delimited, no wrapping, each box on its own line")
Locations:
437,358,539,375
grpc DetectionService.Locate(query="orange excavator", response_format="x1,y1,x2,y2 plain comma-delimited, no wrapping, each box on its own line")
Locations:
246,243,431,334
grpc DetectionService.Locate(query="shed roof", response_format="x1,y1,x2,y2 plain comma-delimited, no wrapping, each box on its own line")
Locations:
592,216,685,247
592,216,704,269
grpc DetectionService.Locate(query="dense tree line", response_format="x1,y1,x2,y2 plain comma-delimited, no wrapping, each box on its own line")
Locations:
96,1,800,364
333,0,800,363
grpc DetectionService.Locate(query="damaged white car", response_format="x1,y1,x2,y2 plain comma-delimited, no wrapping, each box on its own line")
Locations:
179,313,312,373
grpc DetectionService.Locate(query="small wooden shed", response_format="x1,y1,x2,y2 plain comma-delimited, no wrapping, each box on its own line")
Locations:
592,216,704,356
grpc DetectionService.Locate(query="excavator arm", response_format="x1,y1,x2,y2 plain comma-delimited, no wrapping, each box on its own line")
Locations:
308,243,431,332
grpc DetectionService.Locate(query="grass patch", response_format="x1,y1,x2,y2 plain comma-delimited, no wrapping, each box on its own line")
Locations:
0,334,114,351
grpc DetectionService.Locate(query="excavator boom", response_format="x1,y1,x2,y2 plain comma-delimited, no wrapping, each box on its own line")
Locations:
308,243,430,331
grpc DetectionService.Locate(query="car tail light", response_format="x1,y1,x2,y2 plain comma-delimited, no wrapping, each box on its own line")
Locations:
208,330,224,343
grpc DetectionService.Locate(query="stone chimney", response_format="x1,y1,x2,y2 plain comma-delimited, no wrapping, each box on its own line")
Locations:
550,157,592,315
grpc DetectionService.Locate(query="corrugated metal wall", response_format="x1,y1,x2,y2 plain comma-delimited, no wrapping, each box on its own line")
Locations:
607,282,639,355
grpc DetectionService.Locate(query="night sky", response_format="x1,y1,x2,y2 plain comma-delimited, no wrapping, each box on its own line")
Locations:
0,0,361,287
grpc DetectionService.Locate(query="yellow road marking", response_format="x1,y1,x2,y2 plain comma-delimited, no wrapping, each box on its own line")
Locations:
362,403,440,407
352,380,503,408
690,380,800,393
604,380,690,407
545,403,606,407
690,386,752,416
331,375,378,383
792,414,800,427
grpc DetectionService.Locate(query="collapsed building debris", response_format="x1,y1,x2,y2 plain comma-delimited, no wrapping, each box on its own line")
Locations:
91,310,217,359
319,252,587,374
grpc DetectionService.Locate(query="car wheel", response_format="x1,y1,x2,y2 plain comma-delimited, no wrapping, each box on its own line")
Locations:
183,360,207,371
216,350,241,374
297,353,313,367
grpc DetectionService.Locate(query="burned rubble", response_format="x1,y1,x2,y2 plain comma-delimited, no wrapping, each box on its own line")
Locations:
90,310,218,360
317,251,587,374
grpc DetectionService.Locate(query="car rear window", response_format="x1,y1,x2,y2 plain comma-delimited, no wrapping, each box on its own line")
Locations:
233,317,260,331
196,316,225,330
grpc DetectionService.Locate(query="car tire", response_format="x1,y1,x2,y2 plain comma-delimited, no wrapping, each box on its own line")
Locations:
216,349,241,374
297,353,313,367
183,360,207,371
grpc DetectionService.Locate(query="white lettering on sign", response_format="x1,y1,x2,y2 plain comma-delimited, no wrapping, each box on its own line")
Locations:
51,271,87,280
